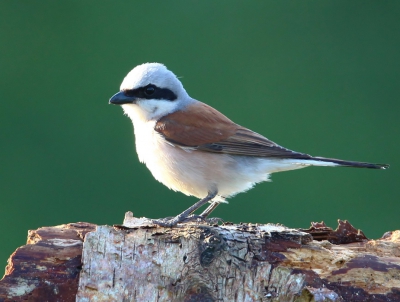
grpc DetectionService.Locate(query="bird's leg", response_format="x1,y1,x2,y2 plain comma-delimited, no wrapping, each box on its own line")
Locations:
196,201,224,224
199,200,221,218
152,191,217,227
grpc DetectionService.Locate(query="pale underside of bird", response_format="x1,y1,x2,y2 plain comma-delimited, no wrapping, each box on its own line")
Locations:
109,63,389,227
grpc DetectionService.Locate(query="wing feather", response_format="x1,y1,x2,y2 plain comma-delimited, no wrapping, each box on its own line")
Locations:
197,127,312,159
154,102,237,146
155,101,312,159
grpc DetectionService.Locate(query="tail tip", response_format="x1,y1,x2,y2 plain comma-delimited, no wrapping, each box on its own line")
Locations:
379,164,390,170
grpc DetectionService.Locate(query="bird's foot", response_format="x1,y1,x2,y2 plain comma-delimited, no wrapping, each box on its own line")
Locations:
205,217,224,225
151,218,177,227
184,215,224,225
152,191,220,227
151,215,223,227
151,215,204,227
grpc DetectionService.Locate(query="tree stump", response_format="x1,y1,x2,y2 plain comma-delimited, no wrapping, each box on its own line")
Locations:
1,212,400,301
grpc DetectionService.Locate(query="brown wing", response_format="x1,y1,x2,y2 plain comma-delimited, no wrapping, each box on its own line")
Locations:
155,101,312,159
154,102,238,146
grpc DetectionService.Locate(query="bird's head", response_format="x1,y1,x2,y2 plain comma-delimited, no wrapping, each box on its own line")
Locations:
109,63,190,121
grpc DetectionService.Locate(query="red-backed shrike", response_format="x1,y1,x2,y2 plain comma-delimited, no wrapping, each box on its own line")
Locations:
109,63,389,226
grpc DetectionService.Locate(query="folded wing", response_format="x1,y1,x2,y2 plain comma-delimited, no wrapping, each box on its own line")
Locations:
155,101,311,159
197,127,312,159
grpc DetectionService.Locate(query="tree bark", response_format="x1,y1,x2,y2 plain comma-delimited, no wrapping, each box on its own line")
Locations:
0,222,96,302
1,213,400,301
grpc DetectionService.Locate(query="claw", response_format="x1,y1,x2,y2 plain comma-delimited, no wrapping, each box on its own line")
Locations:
184,214,206,222
151,218,178,227
151,191,219,227
206,217,224,225
151,215,223,227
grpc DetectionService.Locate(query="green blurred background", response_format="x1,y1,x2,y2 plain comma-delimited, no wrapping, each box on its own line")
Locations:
1,1,399,267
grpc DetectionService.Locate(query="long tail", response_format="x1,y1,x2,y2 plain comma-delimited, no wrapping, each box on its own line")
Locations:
311,156,389,169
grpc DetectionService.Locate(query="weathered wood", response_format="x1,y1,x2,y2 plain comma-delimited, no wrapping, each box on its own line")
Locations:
1,214,400,302
0,222,96,302
75,213,400,302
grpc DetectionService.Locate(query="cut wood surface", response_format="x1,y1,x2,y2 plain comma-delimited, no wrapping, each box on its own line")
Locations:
1,213,400,302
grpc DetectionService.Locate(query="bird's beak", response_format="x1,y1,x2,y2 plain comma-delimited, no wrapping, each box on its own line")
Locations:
109,91,137,105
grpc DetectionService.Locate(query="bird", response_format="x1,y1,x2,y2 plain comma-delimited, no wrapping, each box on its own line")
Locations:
109,62,389,227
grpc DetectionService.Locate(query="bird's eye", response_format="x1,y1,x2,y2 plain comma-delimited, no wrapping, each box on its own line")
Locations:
144,85,156,96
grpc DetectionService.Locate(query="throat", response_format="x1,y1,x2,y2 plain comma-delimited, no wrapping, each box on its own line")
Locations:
122,104,149,123
122,100,178,122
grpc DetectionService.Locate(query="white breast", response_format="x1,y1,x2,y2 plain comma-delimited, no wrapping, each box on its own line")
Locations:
121,103,223,199
120,103,314,202
121,103,162,164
